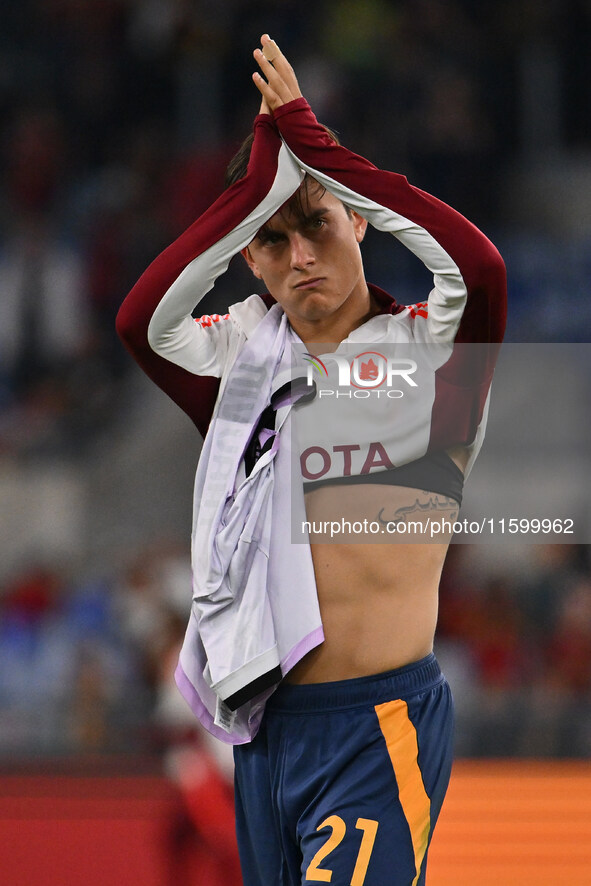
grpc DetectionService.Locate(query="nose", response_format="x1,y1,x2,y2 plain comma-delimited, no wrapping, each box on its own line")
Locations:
289,232,315,270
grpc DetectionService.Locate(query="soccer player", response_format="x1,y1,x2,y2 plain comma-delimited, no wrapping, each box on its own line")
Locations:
117,35,506,886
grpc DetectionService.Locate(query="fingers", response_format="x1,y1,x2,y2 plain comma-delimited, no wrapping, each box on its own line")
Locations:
261,37,280,63
252,34,302,111
260,33,289,71
252,70,281,111
253,49,291,103
259,33,300,90
258,94,272,116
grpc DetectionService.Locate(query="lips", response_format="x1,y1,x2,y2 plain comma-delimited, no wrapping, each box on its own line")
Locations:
294,277,325,290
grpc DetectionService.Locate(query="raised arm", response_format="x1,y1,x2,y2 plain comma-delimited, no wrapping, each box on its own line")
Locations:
116,111,304,434
253,36,507,347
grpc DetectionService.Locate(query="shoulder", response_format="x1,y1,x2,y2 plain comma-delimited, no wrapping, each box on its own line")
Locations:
193,293,271,337
228,293,276,337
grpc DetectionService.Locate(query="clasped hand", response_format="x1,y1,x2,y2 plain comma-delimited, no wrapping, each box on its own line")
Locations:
252,33,303,116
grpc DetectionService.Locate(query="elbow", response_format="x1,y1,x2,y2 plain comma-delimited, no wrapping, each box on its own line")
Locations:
479,242,507,292
489,247,508,320
115,297,145,354
459,245,508,344
477,243,508,320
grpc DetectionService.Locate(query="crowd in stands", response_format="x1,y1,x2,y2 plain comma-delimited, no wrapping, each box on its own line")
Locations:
1,0,590,768
1,1,590,457
438,544,591,758
0,541,590,761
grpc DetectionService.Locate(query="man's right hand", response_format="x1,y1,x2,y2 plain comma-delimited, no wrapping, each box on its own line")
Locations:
253,33,303,113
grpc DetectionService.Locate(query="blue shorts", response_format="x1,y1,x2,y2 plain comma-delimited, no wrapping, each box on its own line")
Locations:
233,653,454,886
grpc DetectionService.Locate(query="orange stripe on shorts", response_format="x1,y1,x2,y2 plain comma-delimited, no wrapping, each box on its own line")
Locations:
375,699,431,886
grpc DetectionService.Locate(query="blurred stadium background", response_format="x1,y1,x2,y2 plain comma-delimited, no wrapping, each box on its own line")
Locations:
0,1,590,883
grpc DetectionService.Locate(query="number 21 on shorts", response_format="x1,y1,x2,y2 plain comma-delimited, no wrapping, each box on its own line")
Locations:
305,815,379,885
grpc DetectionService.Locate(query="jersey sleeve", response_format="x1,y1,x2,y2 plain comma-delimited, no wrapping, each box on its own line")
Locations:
274,98,507,463
116,114,304,435
273,98,507,346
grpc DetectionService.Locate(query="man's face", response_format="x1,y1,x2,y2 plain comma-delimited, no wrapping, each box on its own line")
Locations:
242,180,368,334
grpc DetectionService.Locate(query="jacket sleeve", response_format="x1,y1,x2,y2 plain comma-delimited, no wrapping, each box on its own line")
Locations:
116,115,304,435
273,98,507,346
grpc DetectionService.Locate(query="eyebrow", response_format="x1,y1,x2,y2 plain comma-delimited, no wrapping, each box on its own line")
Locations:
258,207,332,238
300,208,332,223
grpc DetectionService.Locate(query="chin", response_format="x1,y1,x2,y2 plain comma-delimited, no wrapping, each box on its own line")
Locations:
300,292,341,314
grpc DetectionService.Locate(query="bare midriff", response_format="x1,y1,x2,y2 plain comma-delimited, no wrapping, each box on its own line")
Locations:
287,447,467,684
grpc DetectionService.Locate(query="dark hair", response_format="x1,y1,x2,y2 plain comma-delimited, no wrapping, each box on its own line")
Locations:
225,133,256,188
224,123,341,189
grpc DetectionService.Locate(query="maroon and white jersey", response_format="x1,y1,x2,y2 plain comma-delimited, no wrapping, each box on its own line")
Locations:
116,100,506,742
117,98,506,460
